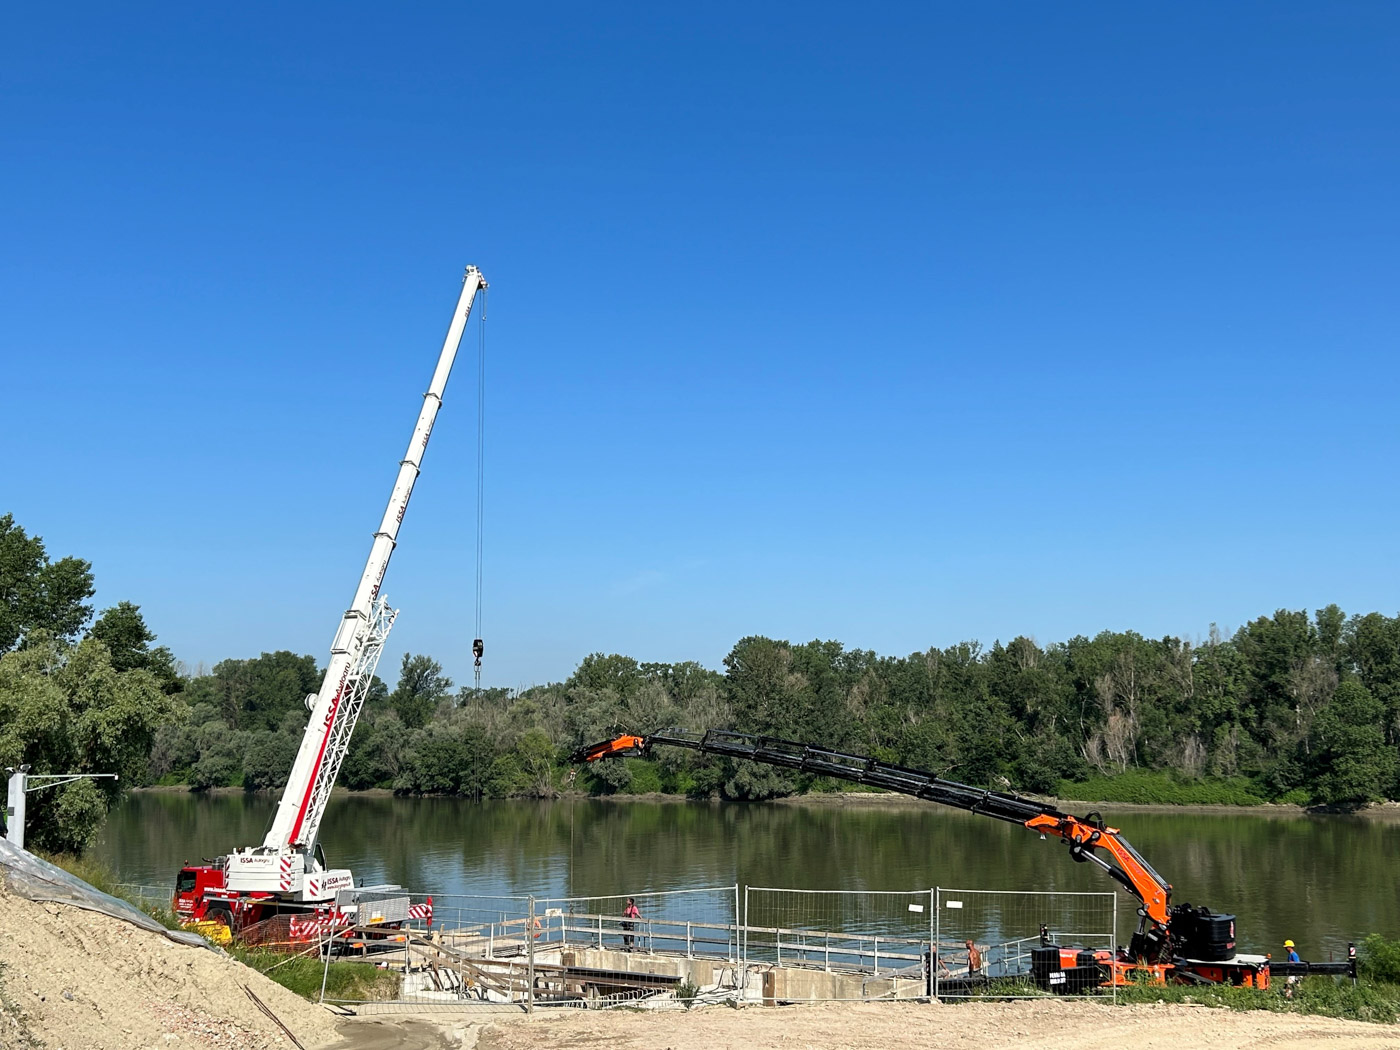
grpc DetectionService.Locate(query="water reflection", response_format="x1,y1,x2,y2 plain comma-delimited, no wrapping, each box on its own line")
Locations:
94,793,1398,958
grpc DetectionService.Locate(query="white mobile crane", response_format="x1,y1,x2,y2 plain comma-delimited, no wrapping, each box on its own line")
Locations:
174,267,487,932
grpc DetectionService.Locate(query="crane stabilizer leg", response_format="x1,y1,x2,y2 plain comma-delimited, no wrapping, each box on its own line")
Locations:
568,727,1267,986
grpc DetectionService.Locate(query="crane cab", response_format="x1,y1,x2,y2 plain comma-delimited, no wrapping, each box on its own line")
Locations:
173,864,225,922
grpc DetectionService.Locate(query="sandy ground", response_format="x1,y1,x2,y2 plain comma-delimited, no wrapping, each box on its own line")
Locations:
0,885,343,1050
475,1000,1400,1050
2,882,1395,1050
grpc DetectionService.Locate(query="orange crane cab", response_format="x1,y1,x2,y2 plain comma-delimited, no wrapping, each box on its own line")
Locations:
572,728,1272,990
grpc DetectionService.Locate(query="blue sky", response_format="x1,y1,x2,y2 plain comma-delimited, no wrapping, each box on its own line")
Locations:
3,3,1397,691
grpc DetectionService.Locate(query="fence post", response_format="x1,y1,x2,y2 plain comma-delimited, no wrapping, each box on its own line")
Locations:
1111,894,1118,1005
319,928,332,1004
527,896,535,1015
928,888,936,1000
933,887,941,1000
741,886,749,991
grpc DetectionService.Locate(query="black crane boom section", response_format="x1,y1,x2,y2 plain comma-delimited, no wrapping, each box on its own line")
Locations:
635,728,1068,826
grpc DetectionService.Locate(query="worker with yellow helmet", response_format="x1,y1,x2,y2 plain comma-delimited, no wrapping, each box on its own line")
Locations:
1283,939,1302,998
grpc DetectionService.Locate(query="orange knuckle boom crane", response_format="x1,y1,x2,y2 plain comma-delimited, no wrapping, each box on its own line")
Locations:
570,728,1268,989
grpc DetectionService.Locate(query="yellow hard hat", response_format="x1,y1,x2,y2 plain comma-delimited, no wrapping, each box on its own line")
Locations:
1284,939,1295,948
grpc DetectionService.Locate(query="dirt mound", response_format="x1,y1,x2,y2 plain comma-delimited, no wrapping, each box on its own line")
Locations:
479,998,1400,1050
0,882,340,1050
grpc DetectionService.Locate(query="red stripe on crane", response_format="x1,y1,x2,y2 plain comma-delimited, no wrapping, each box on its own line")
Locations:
287,683,345,846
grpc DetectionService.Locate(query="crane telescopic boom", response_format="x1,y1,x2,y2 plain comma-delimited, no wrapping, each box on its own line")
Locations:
266,266,487,855
216,267,486,903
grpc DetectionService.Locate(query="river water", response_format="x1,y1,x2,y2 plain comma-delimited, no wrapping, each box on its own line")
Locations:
93,792,1397,959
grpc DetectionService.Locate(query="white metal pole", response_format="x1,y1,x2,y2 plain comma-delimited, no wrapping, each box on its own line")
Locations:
527,896,536,1014
6,770,27,850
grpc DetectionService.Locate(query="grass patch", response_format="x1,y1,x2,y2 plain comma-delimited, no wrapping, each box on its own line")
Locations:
229,947,401,1002
1057,770,1267,806
1114,974,1400,1024
38,851,185,930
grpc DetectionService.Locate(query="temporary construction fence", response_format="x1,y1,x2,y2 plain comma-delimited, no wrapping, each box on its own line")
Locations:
115,883,175,912
533,886,741,961
742,887,932,1001
317,885,742,1011
933,888,1117,1001
310,884,1119,1011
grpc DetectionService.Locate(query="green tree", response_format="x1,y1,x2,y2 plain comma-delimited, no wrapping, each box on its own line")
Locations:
0,513,95,653
394,725,492,796
0,636,179,851
567,653,641,700
1345,612,1400,747
1311,680,1396,805
391,653,453,729
724,636,796,734
200,651,321,731
88,601,180,693
241,730,299,791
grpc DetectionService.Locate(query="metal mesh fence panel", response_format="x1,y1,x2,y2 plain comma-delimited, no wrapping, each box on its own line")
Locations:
532,885,739,961
933,888,1117,1000
114,883,174,912
322,887,742,1011
529,886,743,1008
741,888,933,1002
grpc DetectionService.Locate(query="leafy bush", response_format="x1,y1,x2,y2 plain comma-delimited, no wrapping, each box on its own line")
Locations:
624,758,663,795
1360,934,1400,984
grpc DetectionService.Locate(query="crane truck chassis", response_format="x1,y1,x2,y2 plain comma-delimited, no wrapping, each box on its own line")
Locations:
571,728,1273,990
173,267,486,942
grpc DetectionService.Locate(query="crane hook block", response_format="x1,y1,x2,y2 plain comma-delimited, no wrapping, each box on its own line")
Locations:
472,638,484,666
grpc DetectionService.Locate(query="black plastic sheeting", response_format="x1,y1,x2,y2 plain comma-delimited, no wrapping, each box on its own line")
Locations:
0,838,213,951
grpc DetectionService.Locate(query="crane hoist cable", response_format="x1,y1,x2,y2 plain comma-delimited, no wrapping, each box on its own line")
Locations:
471,287,487,693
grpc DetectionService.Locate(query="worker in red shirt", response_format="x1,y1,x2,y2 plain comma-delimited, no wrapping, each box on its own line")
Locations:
622,897,641,950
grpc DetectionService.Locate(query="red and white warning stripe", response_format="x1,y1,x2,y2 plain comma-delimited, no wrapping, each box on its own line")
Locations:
288,910,352,939
408,896,433,927
279,855,293,892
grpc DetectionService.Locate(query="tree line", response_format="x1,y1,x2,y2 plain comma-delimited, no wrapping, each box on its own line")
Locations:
152,605,1400,811
4,510,1399,854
